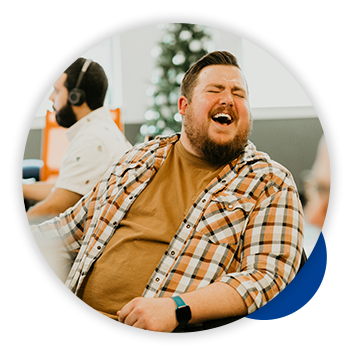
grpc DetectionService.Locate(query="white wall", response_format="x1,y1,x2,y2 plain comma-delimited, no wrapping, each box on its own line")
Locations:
119,25,163,124
241,39,312,108
21,22,111,117
32,23,315,127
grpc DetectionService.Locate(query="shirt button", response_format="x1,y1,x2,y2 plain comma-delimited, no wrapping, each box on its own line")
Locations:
97,246,101,250
113,221,117,226
228,205,233,209
170,250,176,256
202,199,206,203
155,277,161,282
186,224,191,229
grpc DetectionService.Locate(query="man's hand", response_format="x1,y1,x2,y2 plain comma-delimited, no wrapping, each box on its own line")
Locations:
117,283,247,332
117,297,178,332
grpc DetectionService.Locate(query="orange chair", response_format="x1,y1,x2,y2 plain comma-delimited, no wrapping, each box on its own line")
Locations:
39,110,69,182
110,108,124,133
39,108,123,182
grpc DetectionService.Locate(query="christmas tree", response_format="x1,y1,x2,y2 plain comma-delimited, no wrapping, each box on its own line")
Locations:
138,23,215,143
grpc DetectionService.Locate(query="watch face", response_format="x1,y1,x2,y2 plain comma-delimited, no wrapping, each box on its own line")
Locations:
177,305,192,324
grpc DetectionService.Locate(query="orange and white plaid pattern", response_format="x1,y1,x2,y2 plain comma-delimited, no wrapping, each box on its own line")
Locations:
32,133,303,314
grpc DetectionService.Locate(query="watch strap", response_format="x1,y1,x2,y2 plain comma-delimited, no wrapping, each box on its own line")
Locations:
171,296,186,308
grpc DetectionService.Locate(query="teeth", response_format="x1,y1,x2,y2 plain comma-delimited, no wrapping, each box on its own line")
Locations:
212,113,233,124
213,113,232,120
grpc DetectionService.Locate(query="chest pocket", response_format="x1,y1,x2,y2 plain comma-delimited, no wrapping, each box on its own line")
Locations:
199,196,255,245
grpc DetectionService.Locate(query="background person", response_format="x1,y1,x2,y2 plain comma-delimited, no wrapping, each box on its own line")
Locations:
304,135,330,228
303,135,330,255
23,58,132,222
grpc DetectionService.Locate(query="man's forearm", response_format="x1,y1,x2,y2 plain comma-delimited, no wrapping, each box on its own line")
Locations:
23,182,55,202
26,200,60,223
179,281,247,325
117,281,247,332
27,187,82,223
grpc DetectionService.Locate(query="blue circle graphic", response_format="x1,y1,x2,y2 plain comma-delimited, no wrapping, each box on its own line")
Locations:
246,232,327,320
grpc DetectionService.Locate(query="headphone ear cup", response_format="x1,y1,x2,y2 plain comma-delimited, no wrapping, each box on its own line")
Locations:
68,88,86,106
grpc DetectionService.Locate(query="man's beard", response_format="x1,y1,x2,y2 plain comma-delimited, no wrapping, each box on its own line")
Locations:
183,110,252,166
55,103,77,128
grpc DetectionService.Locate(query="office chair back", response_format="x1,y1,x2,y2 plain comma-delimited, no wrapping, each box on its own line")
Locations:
40,108,123,182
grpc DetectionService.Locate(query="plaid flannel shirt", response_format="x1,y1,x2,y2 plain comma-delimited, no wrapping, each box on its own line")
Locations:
32,133,303,314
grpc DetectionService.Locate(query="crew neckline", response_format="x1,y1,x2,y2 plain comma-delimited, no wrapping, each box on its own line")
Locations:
176,138,223,172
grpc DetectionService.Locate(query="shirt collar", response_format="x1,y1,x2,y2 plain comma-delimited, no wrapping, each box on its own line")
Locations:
66,106,110,141
155,134,269,170
152,135,270,184
237,141,271,167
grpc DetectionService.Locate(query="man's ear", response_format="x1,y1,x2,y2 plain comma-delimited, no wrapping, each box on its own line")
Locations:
178,96,188,115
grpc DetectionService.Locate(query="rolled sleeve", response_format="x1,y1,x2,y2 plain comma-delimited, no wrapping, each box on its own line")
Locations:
218,186,304,314
31,180,101,265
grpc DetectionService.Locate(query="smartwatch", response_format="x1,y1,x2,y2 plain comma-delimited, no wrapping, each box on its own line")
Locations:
171,296,192,326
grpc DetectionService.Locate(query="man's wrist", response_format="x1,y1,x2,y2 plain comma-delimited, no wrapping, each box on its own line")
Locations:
171,296,192,326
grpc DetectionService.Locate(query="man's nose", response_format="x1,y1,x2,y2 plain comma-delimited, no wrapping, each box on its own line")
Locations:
220,91,234,107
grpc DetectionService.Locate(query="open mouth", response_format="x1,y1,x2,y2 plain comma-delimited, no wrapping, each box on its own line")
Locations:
211,113,234,126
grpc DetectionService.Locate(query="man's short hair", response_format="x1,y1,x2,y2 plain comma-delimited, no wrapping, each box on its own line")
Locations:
181,51,241,103
64,58,108,110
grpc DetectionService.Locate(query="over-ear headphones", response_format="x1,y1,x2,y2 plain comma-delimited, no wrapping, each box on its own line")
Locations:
68,58,92,106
